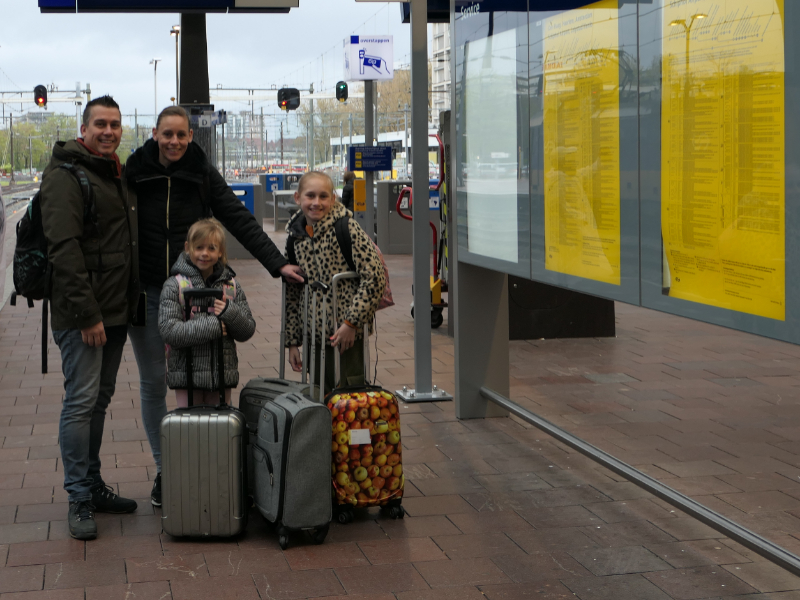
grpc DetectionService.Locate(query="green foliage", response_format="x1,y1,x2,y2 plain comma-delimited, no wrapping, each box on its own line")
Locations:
0,113,137,173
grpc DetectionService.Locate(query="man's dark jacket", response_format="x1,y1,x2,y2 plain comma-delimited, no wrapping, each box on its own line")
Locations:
125,139,288,289
41,140,139,331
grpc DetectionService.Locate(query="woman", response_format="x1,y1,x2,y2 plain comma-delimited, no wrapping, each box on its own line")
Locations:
340,171,355,212
125,106,303,507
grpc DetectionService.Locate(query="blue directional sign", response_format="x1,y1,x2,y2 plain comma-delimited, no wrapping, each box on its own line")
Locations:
40,0,296,12
349,146,392,172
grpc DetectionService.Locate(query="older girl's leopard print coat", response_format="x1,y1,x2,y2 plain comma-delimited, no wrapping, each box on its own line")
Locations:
285,201,386,348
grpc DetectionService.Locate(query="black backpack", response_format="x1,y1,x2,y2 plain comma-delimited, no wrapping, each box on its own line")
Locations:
10,163,97,373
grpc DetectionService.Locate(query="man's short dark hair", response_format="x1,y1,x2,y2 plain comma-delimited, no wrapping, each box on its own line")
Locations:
82,95,120,126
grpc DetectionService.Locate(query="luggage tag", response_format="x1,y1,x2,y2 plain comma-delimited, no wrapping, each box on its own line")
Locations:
349,428,371,445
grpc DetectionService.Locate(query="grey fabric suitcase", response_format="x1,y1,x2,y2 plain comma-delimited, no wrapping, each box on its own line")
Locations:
240,280,312,430
252,391,331,549
241,281,318,494
160,288,248,538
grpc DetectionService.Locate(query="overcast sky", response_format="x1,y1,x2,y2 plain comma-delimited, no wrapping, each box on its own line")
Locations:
0,1,416,124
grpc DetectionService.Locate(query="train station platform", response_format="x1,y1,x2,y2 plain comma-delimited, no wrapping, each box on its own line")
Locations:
1,223,800,598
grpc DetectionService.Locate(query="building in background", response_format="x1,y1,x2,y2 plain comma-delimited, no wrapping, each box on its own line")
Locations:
431,22,451,126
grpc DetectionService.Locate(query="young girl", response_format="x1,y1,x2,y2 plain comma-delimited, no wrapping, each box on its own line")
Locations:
159,218,256,407
285,171,386,391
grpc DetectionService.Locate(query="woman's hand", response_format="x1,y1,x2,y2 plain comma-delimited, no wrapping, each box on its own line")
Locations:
288,346,303,372
280,264,306,283
330,322,356,354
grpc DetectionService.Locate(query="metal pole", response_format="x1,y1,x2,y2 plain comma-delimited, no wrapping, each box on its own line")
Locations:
261,107,265,168
364,80,375,241
310,99,315,170
339,120,343,174
396,0,452,403
221,121,226,179
404,104,408,178
306,120,310,169
411,0,431,392
9,114,14,185
134,109,138,148
175,31,180,101
154,61,158,122
280,121,284,165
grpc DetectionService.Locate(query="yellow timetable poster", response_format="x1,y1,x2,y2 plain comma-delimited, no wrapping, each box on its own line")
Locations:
543,0,621,285
661,0,785,320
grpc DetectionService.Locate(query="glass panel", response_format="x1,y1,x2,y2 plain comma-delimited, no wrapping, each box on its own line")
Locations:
528,1,640,304
455,4,531,277
660,0,786,321
542,0,622,285
464,28,520,262
639,0,800,343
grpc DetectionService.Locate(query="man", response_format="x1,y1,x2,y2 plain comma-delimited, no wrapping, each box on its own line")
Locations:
41,95,140,540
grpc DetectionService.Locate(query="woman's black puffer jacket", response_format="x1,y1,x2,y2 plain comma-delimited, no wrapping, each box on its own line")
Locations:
125,139,288,288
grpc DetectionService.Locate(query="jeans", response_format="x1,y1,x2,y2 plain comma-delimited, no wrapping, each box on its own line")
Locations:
54,325,128,503
128,284,168,473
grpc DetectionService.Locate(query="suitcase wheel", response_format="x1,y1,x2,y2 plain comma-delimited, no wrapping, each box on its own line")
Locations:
380,504,405,520
311,523,329,545
336,508,354,524
278,527,290,550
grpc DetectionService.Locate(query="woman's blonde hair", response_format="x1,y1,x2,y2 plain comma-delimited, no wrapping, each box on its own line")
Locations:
186,218,228,265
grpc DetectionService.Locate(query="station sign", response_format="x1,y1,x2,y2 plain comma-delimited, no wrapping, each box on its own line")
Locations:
349,146,393,172
39,0,297,12
344,36,394,82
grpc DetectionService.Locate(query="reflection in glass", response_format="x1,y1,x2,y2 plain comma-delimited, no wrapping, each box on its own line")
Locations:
660,0,785,321
542,0,622,285
464,28,520,263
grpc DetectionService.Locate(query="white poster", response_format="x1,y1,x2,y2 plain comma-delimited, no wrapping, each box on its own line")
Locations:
464,28,519,263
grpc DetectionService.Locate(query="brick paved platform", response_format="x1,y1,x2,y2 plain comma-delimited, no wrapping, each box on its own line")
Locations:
1,224,800,598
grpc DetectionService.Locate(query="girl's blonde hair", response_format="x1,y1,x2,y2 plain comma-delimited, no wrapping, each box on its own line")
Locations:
186,218,228,265
297,170,335,197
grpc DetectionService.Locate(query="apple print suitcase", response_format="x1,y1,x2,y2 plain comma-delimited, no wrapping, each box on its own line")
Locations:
240,281,312,494
160,288,248,538
321,273,405,524
252,391,332,549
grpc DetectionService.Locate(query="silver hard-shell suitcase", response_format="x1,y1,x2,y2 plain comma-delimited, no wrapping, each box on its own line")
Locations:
160,288,248,537
252,390,332,549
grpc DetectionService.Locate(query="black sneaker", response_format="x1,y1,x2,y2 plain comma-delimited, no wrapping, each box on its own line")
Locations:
68,501,97,540
151,473,162,507
90,482,138,514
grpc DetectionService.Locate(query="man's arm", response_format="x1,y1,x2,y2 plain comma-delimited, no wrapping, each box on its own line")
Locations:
41,168,102,331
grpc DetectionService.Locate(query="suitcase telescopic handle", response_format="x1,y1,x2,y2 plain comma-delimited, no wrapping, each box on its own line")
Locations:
181,288,225,408
309,281,330,402
279,276,309,381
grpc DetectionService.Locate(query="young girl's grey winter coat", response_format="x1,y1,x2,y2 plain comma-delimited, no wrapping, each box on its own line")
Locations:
159,253,256,390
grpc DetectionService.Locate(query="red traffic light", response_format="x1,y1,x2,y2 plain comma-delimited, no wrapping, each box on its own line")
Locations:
277,88,300,111
34,85,47,108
